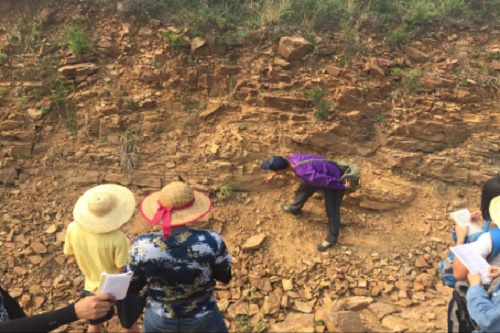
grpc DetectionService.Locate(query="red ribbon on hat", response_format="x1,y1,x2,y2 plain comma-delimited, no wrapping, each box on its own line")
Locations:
150,199,195,238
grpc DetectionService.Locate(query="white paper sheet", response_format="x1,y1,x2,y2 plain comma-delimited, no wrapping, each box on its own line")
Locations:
450,208,483,235
98,271,133,300
451,244,492,285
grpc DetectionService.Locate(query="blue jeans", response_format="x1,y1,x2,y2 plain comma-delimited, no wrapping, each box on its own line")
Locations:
143,306,228,333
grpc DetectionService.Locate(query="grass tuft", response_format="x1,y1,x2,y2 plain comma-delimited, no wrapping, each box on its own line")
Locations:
0,52,7,64
305,88,331,119
120,129,139,173
66,25,90,55
219,178,235,201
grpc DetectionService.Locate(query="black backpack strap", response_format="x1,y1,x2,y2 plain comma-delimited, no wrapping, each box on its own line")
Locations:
453,281,480,332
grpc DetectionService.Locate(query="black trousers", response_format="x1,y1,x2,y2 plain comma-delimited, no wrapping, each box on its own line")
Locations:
289,182,345,243
0,286,26,320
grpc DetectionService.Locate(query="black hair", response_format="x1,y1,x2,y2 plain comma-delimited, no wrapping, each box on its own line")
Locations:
268,156,290,171
481,175,500,220
274,159,291,171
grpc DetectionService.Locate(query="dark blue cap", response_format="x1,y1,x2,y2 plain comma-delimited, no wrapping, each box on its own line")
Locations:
261,156,289,171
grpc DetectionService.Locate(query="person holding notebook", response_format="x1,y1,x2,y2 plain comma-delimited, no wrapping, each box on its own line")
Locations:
64,184,141,333
127,181,232,332
0,287,115,332
448,176,500,332
454,176,500,276
465,197,500,333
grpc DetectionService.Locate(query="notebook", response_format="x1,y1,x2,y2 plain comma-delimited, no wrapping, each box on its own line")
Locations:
450,208,483,235
97,271,133,300
451,243,492,285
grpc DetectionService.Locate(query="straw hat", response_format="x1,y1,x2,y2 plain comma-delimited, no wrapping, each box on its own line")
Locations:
490,196,500,226
140,181,212,238
73,184,136,233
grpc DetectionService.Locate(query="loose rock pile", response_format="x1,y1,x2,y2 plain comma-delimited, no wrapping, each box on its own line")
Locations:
0,2,498,332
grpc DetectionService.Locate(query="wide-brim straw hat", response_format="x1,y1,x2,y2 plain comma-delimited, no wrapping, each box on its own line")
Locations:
140,181,212,237
490,196,500,226
73,184,136,233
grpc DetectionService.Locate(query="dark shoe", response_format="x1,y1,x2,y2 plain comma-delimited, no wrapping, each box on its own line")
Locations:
317,241,338,252
280,204,300,216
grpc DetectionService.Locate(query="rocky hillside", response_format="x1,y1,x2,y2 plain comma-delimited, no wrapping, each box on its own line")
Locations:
0,0,499,332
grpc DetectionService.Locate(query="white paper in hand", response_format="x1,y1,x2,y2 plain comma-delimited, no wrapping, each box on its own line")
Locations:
98,271,133,300
451,244,492,285
450,209,483,235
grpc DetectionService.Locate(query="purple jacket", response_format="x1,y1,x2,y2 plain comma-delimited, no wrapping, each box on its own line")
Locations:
288,154,346,190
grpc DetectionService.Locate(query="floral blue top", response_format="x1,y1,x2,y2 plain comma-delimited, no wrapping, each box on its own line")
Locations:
0,285,8,323
127,228,232,319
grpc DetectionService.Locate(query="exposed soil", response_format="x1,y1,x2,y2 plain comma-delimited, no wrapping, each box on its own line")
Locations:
0,1,499,332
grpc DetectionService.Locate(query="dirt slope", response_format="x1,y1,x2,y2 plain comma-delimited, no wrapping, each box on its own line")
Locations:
0,1,499,332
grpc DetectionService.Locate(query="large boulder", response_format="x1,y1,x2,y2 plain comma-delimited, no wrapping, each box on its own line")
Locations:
278,37,313,60
354,178,416,210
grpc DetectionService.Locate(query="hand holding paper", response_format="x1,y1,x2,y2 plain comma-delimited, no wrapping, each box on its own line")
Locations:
490,266,500,278
97,271,133,300
451,244,492,285
470,211,484,224
467,271,482,286
450,209,483,235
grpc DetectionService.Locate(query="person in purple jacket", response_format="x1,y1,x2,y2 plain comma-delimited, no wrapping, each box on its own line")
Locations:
261,154,351,251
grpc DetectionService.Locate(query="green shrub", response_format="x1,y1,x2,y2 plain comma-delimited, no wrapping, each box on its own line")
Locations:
219,178,235,200
107,0,498,36
391,68,404,76
376,110,388,123
65,104,78,135
386,24,412,48
408,81,423,93
10,18,43,54
404,0,438,26
391,68,424,94
16,97,28,110
50,80,71,107
66,118,78,135
409,69,423,78
371,0,398,14
162,32,189,49
439,0,470,18
305,88,332,119
0,52,7,63
287,0,348,31
486,52,500,60
125,101,140,112
66,25,90,55
248,0,292,26
41,105,51,114
468,0,499,20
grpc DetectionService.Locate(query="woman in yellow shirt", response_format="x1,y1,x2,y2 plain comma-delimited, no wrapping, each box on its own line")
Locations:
64,184,141,333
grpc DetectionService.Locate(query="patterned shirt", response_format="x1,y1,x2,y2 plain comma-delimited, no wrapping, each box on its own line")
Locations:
0,286,9,323
127,228,232,319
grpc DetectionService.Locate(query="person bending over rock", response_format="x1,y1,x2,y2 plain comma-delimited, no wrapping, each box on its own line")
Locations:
261,154,351,251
